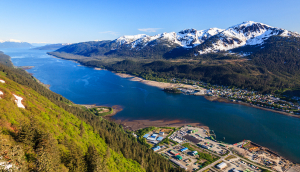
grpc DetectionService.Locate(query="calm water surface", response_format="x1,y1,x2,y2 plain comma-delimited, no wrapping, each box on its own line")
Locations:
3,48,300,163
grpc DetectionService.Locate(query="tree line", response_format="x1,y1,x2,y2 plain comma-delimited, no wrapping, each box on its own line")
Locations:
0,60,185,171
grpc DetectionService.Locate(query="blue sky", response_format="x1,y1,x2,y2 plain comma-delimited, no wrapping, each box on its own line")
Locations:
0,0,299,43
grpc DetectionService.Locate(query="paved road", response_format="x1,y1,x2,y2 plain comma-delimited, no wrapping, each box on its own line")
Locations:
156,137,275,172
238,156,276,172
199,153,228,172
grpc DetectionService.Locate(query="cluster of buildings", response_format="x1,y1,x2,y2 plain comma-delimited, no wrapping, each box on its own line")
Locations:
143,132,164,144
168,77,300,115
169,130,188,143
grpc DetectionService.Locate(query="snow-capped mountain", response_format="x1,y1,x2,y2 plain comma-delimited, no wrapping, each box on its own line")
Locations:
111,21,299,55
54,21,300,59
0,39,24,43
113,28,224,49
0,39,32,48
197,21,299,54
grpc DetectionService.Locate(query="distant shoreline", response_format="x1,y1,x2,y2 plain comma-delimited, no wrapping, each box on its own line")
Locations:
106,117,209,131
17,66,34,70
47,53,300,120
114,72,205,90
79,103,208,131
204,96,300,119
16,65,51,89
116,72,300,119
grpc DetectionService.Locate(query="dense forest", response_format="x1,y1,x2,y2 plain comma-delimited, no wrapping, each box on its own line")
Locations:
54,39,178,59
0,55,184,171
50,35,300,93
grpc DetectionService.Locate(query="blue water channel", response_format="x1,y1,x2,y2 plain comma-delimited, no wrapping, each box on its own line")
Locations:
2,48,300,163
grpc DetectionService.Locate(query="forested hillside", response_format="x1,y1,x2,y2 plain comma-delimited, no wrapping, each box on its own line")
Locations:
0,55,183,171
0,51,13,67
49,35,300,93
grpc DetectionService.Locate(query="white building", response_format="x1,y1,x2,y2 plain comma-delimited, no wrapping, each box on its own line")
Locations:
159,132,164,135
216,162,227,169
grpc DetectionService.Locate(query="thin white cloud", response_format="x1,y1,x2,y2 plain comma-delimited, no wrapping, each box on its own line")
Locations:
138,28,162,33
99,31,119,36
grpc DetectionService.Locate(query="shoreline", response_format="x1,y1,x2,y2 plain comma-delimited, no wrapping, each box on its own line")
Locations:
48,53,300,120
17,66,34,70
115,72,300,119
80,103,209,131
83,103,298,165
204,96,300,119
45,54,300,164
81,103,209,131
114,72,204,90
80,104,123,117
114,73,178,89
106,117,209,131
16,66,51,89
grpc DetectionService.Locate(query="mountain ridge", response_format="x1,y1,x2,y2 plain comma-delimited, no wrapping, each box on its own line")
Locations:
0,39,33,48
49,21,300,93
33,43,72,50
54,21,299,59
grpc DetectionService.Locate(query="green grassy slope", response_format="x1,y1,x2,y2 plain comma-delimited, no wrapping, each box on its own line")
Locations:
0,53,183,171
0,74,145,172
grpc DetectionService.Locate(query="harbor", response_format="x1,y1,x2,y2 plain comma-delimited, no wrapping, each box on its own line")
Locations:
136,125,299,172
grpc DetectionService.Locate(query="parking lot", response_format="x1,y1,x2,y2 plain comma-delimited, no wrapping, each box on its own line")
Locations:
225,159,261,172
178,126,228,156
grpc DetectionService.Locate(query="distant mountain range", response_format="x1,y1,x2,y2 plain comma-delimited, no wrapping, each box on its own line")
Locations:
54,21,300,59
0,39,33,48
50,21,300,93
33,43,72,50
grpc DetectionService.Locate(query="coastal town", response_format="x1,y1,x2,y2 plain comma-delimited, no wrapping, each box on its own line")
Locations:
134,126,299,172
164,78,300,116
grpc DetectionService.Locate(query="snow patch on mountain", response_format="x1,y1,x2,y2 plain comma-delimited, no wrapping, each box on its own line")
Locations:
198,21,299,54
114,28,224,49
0,161,13,171
199,39,244,54
13,94,25,108
111,21,299,55
116,34,148,45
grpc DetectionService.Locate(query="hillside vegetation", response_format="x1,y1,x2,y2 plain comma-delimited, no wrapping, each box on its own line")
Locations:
0,51,13,67
49,35,300,93
0,56,183,171
0,74,144,171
